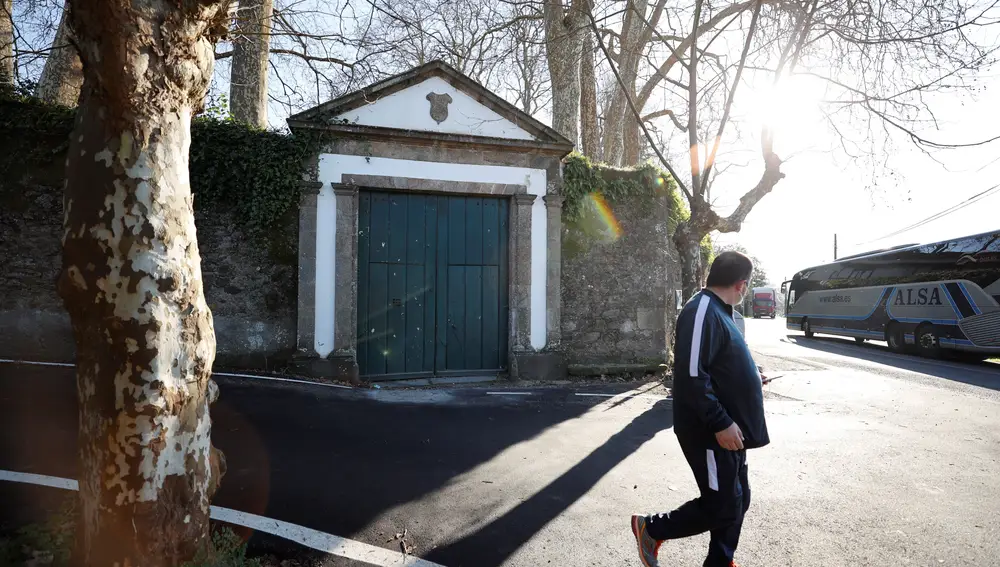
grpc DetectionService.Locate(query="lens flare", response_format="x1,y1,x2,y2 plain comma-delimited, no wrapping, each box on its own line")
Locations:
590,193,623,240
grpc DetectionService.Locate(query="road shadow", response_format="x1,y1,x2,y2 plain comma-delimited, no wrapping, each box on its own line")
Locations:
207,378,667,553
0,365,671,566
786,335,1000,391
423,399,672,567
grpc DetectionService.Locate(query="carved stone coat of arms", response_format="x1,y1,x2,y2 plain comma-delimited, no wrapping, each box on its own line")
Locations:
425,92,453,124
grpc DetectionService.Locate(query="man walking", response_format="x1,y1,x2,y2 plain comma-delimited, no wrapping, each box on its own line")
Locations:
631,251,769,567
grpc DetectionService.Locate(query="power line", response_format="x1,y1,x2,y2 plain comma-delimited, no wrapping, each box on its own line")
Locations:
852,182,1000,246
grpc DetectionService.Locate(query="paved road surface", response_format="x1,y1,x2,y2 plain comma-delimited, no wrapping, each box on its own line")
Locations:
2,317,999,566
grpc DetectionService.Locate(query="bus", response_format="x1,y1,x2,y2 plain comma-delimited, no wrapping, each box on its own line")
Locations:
781,229,1000,359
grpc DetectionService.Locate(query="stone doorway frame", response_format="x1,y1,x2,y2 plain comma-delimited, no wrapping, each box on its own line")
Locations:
286,61,574,381
292,135,572,381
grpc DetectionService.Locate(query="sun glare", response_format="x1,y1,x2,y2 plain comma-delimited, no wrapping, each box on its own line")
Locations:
743,76,825,154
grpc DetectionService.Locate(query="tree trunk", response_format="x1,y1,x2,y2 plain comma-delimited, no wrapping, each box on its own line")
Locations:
599,1,644,166
36,3,83,106
673,223,705,300
622,111,641,164
580,24,599,159
230,0,272,128
0,0,13,86
544,0,583,145
59,1,229,565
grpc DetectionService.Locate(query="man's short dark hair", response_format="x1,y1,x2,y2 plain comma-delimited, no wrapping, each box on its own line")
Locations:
706,251,754,288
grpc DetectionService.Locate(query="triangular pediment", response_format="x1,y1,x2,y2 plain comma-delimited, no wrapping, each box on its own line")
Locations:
288,61,572,146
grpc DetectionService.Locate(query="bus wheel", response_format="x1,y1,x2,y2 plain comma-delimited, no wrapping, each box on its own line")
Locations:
855,337,866,344
886,323,906,353
802,318,814,338
915,323,942,358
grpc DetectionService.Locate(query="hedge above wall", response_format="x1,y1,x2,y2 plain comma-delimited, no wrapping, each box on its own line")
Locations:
0,94,325,244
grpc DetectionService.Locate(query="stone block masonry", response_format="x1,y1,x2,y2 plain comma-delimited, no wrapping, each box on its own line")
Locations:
560,191,682,369
0,168,299,370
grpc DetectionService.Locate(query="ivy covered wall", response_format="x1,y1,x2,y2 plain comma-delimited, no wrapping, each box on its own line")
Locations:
0,95,319,368
559,154,687,371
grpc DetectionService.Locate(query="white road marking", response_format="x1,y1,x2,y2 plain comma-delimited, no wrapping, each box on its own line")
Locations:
0,469,444,567
0,359,74,368
0,469,78,490
0,359,353,390
213,371,352,389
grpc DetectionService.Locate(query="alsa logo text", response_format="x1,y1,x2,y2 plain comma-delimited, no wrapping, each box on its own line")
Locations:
893,288,943,306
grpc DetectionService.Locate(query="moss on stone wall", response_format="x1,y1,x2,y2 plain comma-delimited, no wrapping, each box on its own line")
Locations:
0,94,325,263
563,153,684,228
562,153,714,266
562,153,687,257
0,95,303,365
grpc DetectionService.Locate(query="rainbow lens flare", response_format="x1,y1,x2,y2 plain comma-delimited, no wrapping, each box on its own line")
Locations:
589,193,623,240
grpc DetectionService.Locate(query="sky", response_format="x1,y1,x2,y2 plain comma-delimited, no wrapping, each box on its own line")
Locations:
710,73,1000,286
210,43,1000,288
10,1,999,289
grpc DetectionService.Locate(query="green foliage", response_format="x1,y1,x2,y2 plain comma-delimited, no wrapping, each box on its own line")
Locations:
0,501,258,567
561,153,689,259
562,152,685,235
0,93,75,182
199,92,234,123
0,497,75,567
0,94,327,250
184,527,262,567
714,242,769,287
701,234,715,266
189,116,326,237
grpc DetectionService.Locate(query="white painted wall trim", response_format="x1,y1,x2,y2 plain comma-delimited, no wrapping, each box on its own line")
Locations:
332,76,536,141
315,186,337,357
315,154,547,358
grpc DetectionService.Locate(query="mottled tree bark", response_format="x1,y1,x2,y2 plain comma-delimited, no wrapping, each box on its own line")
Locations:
58,1,229,565
230,0,272,127
622,111,641,164
673,221,707,299
580,23,599,159
36,3,83,106
0,0,13,86
544,0,584,145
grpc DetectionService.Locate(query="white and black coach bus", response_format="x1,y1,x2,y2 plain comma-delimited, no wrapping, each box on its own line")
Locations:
781,230,1000,359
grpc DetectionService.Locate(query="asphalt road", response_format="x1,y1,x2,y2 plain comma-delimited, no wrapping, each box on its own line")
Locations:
2,317,999,566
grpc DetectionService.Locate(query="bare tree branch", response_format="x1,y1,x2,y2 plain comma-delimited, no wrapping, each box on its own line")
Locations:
587,7,692,200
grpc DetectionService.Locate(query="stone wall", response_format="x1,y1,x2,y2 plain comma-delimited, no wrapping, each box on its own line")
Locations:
0,156,299,369
560,191,682,370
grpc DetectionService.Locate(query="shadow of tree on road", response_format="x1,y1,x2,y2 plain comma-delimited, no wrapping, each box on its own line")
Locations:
209,380,668,549
0,366,673,567
423,400,672,567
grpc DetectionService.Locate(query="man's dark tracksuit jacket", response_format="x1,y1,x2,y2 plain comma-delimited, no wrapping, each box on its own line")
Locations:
645,289,769,560
673,289,769,450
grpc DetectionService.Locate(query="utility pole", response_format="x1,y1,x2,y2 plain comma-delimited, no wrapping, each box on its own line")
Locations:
834,233,838,260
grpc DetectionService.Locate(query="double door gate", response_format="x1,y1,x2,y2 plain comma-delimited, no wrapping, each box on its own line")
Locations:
357,191,510,379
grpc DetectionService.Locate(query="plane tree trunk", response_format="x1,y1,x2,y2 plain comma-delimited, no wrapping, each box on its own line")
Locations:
58,1,229,564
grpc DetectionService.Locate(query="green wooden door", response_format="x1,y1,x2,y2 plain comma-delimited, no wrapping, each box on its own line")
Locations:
358,191,508,378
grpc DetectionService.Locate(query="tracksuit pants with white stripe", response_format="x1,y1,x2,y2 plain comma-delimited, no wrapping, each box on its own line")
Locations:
645,435,751,566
